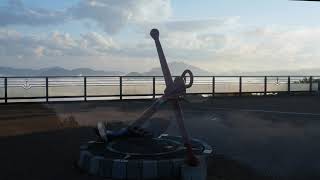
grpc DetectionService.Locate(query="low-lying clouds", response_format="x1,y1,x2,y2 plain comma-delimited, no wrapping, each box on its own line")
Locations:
0,29,119,57
208,26,320,73
1,0,320,73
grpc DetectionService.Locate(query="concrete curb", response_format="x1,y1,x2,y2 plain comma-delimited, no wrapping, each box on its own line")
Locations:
78,135,213,179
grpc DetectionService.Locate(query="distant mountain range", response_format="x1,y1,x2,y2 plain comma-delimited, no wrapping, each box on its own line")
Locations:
1,62,319,76
0,67,123,76
0,62,211,77
126,62,320,76
229,69,320,76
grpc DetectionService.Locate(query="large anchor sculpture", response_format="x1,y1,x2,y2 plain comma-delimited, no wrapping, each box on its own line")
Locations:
96,29,199,166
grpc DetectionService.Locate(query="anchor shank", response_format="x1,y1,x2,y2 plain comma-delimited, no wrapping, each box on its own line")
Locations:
150,28,199,166
150,29,174,88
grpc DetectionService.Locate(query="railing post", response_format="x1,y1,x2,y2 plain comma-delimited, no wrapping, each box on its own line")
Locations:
84,77,87,102
239,76,242,96
45,77,49,102
212,76,215,97
120,76,123,100
264,76,267,96
152,76,155,99
309,76,313,93
288,76,291,95
4,77,7,104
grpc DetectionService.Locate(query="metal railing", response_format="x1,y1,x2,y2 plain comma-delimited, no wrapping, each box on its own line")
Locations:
0,75,319,103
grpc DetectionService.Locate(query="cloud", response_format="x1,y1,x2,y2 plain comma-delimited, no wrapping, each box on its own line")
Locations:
132,22,320,72
0,23,320,74
69,0,172,34
80,32,118,53
3,23,320,73
162,17,240,33
200,26,320,72
0,0,67,26
0,0,172,34
1,0,320,73
33,46,45,57
111,17,240,66
135,17,241,52
0,29,118,57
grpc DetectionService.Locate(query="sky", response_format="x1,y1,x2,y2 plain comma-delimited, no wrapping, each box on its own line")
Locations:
1,0,320,73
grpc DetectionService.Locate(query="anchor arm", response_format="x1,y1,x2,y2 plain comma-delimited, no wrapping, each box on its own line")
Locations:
129,96,167,128
171,99,199,166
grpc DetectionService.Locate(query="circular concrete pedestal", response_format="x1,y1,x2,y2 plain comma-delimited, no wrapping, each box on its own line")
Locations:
78,134,212,179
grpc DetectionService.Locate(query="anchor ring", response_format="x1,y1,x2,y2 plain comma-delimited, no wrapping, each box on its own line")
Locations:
181,69,193,88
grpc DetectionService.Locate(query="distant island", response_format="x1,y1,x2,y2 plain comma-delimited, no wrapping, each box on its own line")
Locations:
0,67,124,76
125,62,320,76
1,61,319,76
125,61,211,76
0,61,211,76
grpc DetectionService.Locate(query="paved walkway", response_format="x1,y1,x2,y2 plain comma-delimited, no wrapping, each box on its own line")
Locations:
0,96,320,179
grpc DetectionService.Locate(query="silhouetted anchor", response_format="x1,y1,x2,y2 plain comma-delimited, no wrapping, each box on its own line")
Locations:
96,29,199,166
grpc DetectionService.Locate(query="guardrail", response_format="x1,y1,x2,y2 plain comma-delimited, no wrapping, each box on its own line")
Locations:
0,76,319,103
